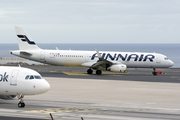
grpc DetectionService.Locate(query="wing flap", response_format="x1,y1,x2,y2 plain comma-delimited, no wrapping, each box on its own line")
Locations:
81,62,97,67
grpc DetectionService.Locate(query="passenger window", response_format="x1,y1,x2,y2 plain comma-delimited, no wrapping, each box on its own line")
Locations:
29,75,34,79
25,75,29,79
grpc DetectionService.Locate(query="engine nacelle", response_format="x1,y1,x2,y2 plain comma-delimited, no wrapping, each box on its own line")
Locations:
0,95,17,100
108,64,127,73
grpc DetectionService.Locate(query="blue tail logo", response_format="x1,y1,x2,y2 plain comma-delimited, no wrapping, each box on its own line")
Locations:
17,35,36,45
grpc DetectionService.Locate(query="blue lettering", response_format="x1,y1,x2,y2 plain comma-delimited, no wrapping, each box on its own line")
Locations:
90,53,155,62
127,54,138,61
101,53,106,59
116,54,127,61
0,72,8,82
105,54,116,60
143,55,155,62
0,74,2,82
139,54,144,61
91,53,106,60
91,53,97,60
3,72,8,82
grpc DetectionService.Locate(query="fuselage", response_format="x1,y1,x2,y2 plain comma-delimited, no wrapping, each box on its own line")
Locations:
11,49,174,69
0,66,50,95
11,26,175,76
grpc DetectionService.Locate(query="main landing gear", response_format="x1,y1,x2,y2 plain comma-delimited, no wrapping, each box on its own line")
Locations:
18,95,25,108
87,68,93,74
96,70,102,75
87,68,102,75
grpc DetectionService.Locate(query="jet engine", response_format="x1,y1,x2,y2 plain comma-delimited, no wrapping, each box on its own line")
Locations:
0,95,17,100
108,64,127,73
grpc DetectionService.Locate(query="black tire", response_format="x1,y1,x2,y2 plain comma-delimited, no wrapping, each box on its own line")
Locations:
21,102,25,107
152,72,157,75
18,102,25,108
18,102,22,108
96,70,102,75
87,69,93,74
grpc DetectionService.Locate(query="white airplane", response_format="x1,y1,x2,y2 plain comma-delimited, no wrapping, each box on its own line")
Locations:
0,66,50,108
11,26,174,75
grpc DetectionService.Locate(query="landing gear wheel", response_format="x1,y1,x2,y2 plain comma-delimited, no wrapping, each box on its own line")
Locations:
152,68,157,76
152,72,157,75
87,69,93,74
18,94,25,108
18,102,25,108
96,70,102,75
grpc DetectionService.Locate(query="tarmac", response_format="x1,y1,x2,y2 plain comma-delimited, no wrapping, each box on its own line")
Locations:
0,66,180,120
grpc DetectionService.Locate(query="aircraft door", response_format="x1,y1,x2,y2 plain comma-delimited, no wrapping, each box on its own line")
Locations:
156,55,161,64
10,71,19,86
84,54,90,61
40,51,45,61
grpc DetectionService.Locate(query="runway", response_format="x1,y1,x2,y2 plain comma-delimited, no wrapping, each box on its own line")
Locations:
36,66,180,83
0,66,180,120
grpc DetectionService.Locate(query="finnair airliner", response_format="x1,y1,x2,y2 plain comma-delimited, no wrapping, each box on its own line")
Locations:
0,66,50,108
11,26,174,75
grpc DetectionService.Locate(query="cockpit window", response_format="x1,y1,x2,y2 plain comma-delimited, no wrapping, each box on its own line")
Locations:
25,75,42,80
164,57,169,60
25,75,29,79
34,75,42,79
29,75,34,79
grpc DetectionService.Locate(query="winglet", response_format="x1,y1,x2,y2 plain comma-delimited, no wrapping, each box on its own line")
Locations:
95,49,104,61
95,49,102,58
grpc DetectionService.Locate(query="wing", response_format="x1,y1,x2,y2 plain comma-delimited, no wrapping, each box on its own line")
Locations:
81,49,120,70
91,49,112,69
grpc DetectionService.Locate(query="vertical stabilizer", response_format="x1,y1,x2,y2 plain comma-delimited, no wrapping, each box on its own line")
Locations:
15,26,41,50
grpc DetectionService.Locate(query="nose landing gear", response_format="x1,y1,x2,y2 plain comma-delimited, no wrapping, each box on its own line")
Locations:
152,68,157,75
18,95,25,108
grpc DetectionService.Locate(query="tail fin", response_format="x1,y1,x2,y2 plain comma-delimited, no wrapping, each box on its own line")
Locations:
15,26,41,50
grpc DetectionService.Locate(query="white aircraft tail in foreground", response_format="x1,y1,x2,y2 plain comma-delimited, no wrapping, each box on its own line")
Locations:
0,66,50,108
11,26,174,75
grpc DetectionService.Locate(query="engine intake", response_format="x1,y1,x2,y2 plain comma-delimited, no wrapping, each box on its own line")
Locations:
0,95,17,100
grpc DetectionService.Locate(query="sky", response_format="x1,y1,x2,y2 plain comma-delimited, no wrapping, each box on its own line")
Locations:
0,0,180,44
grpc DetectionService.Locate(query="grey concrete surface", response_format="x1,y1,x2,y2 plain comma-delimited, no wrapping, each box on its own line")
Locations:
0,67,180,120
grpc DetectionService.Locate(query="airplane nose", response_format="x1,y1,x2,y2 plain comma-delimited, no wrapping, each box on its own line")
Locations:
42,80,50,93
169,60,174,67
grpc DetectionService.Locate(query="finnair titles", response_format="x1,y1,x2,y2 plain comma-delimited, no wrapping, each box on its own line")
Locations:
11,26,174,75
